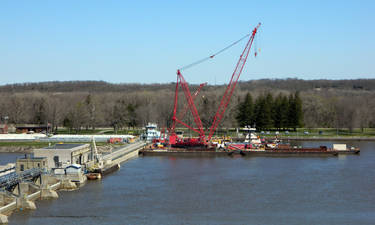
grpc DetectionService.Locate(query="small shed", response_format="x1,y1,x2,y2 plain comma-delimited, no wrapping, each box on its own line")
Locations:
65,164,82,174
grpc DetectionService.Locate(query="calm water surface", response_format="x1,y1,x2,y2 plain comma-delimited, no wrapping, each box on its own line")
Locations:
0,152,24,165
3,141,375,225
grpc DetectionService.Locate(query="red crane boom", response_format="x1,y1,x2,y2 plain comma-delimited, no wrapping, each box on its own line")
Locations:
207,23,260,141
178,82,207,121
169,23,261,145
170,72,206,144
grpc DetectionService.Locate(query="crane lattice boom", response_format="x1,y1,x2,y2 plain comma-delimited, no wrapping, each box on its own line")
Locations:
208,23,261,140
169,23,261,145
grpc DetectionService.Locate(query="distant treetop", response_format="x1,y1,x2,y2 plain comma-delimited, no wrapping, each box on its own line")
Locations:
1,79,375,93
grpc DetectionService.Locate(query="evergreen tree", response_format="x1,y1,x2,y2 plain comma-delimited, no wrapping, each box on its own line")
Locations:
288,92,304,130
288,93,296,130
238,91,303,131
294,91,304,128
264,93,274,129
280,95,289,129
254,95,266,130
273,94,283,130
235,92,254,127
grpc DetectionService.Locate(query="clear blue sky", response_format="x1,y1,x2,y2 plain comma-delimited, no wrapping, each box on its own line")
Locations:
0,0,374,85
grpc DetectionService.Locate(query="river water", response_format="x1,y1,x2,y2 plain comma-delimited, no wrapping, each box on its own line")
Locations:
3,141,375,225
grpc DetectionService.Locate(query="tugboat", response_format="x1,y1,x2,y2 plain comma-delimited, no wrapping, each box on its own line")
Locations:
141,123,161,142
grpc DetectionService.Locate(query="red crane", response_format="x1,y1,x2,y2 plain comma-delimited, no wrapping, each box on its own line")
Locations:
169,71,206,145
169,23,261,145
208,23,261,141
177,82,207,123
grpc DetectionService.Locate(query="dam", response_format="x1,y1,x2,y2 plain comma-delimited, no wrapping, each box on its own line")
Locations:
0,140,146,224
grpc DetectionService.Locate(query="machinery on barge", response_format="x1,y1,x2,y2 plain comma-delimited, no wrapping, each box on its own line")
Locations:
153,23,262,149
143,23,360,156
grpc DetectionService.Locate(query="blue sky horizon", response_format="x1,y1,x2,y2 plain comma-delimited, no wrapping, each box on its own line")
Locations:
1,0,374,85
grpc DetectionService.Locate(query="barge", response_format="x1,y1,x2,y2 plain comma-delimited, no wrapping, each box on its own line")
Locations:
139,145,360,157
143,129,360,157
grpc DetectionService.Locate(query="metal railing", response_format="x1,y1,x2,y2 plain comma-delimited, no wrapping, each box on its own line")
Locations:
0,168,42,190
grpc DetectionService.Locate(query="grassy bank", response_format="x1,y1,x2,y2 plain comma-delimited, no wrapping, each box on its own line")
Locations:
259,128,375,138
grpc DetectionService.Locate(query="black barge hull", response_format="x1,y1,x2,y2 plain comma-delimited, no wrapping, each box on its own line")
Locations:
93,163,120,175
139,149,360,157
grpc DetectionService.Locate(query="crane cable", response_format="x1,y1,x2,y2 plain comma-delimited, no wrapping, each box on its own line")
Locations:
179,32,251,71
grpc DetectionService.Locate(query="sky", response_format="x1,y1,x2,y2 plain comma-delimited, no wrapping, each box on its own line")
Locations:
0,0,374,85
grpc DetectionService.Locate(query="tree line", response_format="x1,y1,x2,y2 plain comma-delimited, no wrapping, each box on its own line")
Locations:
2,79,375,93
0,79,374,133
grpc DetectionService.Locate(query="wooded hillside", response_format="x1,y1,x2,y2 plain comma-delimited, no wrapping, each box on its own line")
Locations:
0,79,374,132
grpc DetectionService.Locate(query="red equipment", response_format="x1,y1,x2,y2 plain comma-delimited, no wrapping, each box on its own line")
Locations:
153,127,166,144
178,82,207,121
169,71,206,145
169,23,261,146
108,138,123,144
208,23,261,141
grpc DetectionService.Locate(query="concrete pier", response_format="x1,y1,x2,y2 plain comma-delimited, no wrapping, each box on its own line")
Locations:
40,174,59,199
60,178,77,190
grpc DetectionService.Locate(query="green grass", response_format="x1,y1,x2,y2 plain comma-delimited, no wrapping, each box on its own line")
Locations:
103,130,143,135
13,126,375,139
254,128,375,138
297,128,375,137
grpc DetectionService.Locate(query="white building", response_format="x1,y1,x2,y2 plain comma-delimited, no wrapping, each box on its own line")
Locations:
34,143,91,169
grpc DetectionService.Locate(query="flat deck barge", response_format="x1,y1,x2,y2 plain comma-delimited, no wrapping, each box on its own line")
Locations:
139,148,360,157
